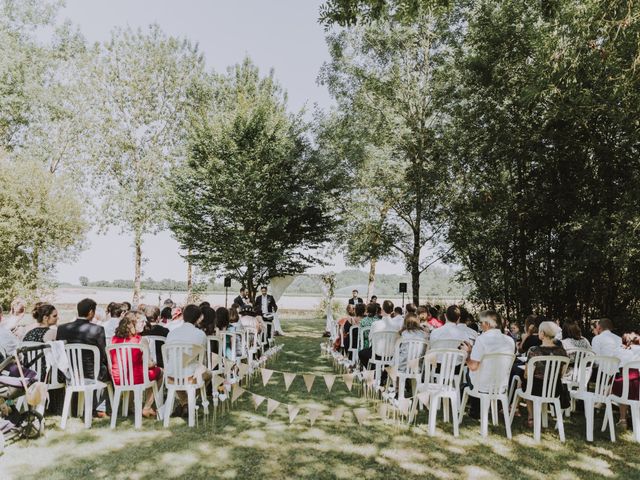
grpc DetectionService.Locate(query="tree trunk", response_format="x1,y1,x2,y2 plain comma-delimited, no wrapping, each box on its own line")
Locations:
186,249,193,303
411,263,420,306
366,257,377,301
133,233,142,305
246,265,256,303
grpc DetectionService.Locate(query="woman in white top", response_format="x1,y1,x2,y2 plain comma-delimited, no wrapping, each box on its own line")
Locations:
560,320,591,356
397,313,428,371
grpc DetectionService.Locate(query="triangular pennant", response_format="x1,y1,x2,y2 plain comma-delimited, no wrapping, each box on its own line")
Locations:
261,369,274,387
364,370,375,386
343,373,354,391
283,372,297,391
287,404,300,424
385,366,397,379
210,353,220,370
213,375,224,388
353,408,369,425
266,398,280,416
323,374,336,392
303,374,316,393
252,394,266,410
231,384,245,402
408,358,420,370
379,403,389,418
417,391,430,407
237,363,250,378
398,398,411,415
308,408,322,426
332,407,345,422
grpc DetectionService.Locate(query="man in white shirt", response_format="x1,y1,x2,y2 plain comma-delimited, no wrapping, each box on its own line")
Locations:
591,318,624,360
165,304,210,416
102,302,125,341
429,305,469,347
460,310,515,418
166,307,184,331
371,300,403,334
0,305,19,361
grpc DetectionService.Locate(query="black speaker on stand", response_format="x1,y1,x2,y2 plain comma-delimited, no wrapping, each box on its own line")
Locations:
224,277,232,307
399,282,407,311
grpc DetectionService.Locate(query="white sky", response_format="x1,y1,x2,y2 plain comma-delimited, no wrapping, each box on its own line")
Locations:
54,0,406,284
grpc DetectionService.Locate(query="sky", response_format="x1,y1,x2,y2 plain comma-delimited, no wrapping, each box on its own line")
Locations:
53,0,406,284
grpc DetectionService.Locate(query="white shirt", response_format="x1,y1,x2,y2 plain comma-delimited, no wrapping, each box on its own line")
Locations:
166,319,184,331
469,328,515,389
0,325,19,359
456,323,479,343
260,295,272,318
371,314,403,334
429,322,468,344
102,317,121,341
592,330,622,358
239,315,260,331
165,322,207,377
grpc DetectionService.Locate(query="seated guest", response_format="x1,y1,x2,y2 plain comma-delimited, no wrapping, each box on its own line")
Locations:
357,303,381,367
142,305,169,368
56,298,109,416
229,304,240,325
333,305,355,351
0,305,19,362
343,303,365,354
103,302,125,341
23,303,58,342
521,321,568,427
397,313,428,372
239,305,264,333
372,300,403,333
110,311,163,418
215,307,240,359
460,310,515,418
160,306,172,324
5,298,26,333
199,305,217,336
121,302,132,313
592,318,623,358
561,319,591,353
427,307,444,329
518,315,538,353
404,303,417,317
519,315,545,354
429,305,468,347
392,306,403,319
165,304,211,416
612,333,640,429
167,307,184,331
457,307,479,342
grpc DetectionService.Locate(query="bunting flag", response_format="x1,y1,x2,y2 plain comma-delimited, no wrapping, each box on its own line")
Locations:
323,374,336,392
343,373,354,391
283,372,296,391
385,366,397,379
252,394,266,410
261,368,274,387
308,408,322,426
416,391,430,407
353,408,369,425
287,405,300,424
231,384,245,402
408,358,420,370
364,370,375,386
379,403,389,418
237,363,250,378
213,375,224,388
266,398,280,416
398,398,411,415
303,374,316,393
210,353,220,370
332,407,345,422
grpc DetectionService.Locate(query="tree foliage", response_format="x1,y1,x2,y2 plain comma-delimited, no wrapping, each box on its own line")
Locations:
169,59,345,299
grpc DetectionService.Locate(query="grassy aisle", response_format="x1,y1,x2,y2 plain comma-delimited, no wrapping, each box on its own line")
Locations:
1,317,639,479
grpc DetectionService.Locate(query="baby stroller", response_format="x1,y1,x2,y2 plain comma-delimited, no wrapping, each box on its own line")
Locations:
0,344,50,453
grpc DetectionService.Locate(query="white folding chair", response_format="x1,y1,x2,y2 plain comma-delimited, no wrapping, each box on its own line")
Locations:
570,355,619,442
430,339,464,350
17,341,64,413
162,343,209,427
459,352,515,438
391,337,428,402
563,347,595,416
60,344,110,430
509,355,569,442
347,326,360,366
358,326,371,356
242,327,260,365
106,342,163,428
369,330,400,389
411,349,466,436
606,359,640,443
144,335,166,366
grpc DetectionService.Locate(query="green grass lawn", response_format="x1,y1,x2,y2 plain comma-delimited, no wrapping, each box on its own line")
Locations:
1,317,639,480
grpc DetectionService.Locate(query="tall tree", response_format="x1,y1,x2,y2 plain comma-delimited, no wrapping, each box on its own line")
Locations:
320,11,452,305
169,59,345,300
83,25,204,303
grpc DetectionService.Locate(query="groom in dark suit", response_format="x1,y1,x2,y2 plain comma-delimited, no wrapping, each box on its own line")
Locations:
233,287,249,307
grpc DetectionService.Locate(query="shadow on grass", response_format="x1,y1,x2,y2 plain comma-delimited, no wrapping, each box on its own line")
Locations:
2,317,639,480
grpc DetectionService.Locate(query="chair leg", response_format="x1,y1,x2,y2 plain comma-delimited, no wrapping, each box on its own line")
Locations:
153,383,164,420
605,402,615,442
509,392,520,423
77,391,84,418
554,399,565,443
110,390,121,429
134,389,143,429
187,388,196,427
60,390,72,430
83,389,93,429
451,395,460,437
491,399,498,426
428,396,438,436
533,401,542,442
163,388,176,428
459,389,468,424
122,391,130,417
584,398,595,442
631,405,640,443
501,396,512,440
542,403,549,429
480,396,489,437
443,396,450,423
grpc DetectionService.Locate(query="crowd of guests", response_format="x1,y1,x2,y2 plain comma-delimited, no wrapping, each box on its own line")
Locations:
0,287,279,420
334,293,640,430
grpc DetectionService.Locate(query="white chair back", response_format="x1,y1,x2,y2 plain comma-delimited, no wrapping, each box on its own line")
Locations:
206,335,222,371
579,356,619,398
473,353,515,395
424,348,467,389
370,330,400,362
219,331,238,360
144,335,166,365
524,355,569,399
162,343,205,387
19,341,46,381
430,339,464,350
358,326,371,351
394,337,428,375
65,344,100,386
106,343,151,387
564,347,594,385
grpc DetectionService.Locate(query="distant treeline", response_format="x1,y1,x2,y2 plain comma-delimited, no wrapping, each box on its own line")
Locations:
72,267,467,298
